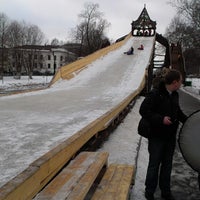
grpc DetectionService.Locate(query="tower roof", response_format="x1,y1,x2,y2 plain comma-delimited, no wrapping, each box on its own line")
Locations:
131,5,156,30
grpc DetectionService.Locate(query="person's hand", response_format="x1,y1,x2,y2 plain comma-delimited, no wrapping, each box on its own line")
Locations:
163,116,172,125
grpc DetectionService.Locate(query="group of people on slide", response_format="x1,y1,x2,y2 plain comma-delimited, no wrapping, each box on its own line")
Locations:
124,44,144,55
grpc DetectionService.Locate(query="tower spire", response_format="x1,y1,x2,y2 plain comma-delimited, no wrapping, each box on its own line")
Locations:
131,5,156,36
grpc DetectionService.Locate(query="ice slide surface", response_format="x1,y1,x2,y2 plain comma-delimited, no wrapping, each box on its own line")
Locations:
0,36,155,187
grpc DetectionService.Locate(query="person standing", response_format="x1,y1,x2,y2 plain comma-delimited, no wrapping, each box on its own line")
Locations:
139,69,187,200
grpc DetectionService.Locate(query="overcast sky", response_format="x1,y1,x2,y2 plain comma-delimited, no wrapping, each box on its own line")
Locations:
1,0,176,42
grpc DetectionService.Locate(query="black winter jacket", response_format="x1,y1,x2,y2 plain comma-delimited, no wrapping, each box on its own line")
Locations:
139,82,187,139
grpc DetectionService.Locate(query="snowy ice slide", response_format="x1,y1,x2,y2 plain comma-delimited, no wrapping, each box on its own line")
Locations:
0,36,155,191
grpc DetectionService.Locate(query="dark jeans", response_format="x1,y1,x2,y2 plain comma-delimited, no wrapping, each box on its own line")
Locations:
145,136,176,195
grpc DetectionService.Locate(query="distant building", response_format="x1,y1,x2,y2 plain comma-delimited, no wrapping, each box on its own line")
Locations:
7,45,77,75
131,5,156,36
0,47,9,77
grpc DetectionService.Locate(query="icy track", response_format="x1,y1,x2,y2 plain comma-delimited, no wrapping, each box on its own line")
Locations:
0,36,155,187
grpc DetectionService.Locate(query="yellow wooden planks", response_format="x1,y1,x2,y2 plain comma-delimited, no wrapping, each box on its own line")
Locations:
35,151,108,200
91,164,134,200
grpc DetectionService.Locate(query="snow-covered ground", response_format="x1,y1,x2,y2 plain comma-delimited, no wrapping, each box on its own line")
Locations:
0,36,199,199
0,75,52,93
183,78,200,100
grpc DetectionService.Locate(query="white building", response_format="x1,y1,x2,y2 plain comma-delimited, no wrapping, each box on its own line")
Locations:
9,45,77,75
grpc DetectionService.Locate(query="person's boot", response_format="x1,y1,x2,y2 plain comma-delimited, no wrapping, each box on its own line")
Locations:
145,191,155,200
161,192,175,200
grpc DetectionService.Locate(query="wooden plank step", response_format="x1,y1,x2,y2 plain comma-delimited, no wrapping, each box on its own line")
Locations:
91,164,135,200
34,151,109,200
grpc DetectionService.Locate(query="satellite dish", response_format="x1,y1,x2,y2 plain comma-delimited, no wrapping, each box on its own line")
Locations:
178,110,200,173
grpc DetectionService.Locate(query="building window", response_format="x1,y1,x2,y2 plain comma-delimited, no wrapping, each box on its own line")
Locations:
34,63,37,68
48,63,51,68
54,55,56,60
40,63,43,68
60,56,63,61
40,55,43,60
34,55,37,59
48,55,51,60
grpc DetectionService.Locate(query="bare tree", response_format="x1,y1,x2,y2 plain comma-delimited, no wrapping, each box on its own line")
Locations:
7,20,24,47
166,0,200,75
70,22,87,56
0,13,10,79
7,21,45,78
0,12,46,79
22,49,37,78
24,23,44,45
0,13,9,47
22,23,44,78
166,0,200,49
71,2,110,55
169,0,200,28
165,16,191,48
51,38,60,46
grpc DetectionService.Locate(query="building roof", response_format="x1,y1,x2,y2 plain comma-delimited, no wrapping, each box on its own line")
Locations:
13,45,59,50
12,45,76,55
131,5,156,29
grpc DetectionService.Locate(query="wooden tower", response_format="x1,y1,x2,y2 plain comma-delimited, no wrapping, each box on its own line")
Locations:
131,5,156,36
